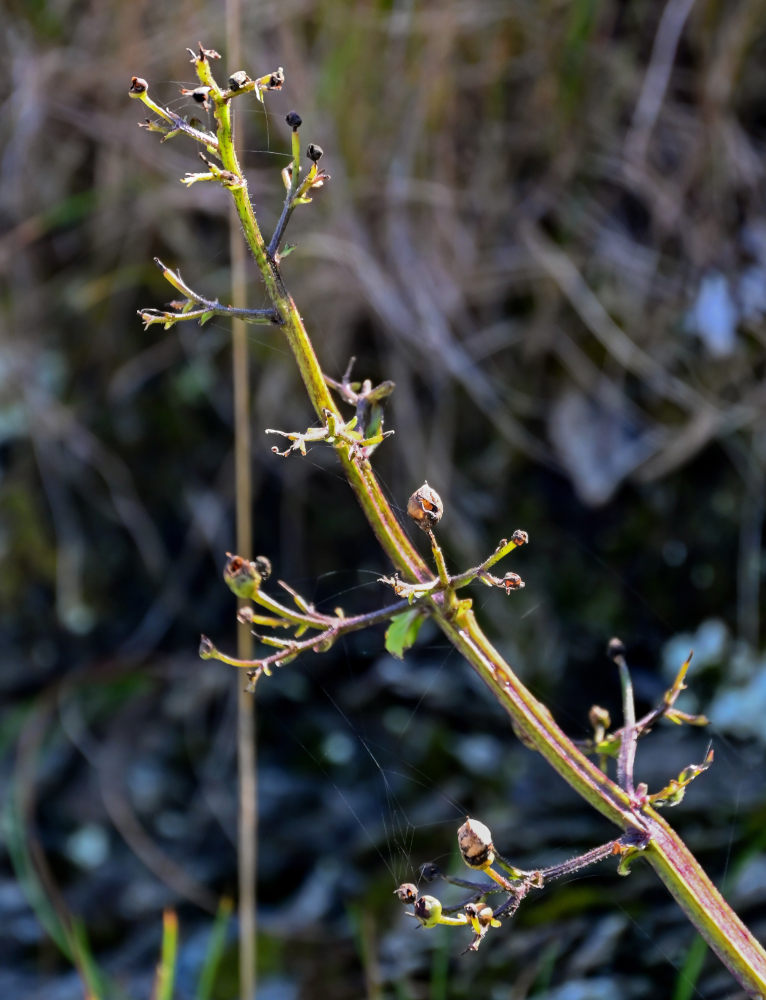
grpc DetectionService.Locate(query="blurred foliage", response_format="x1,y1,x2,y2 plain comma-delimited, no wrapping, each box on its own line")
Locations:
1,0,766,997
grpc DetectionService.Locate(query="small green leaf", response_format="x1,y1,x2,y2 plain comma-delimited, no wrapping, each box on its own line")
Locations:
385,608,425,659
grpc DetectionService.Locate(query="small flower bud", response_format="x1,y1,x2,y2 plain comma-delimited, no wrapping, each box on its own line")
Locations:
413,894,443,928
511,529,529,546
406,482,443,532
285,110,302,130
588,704,611,733
457,817,495,870
607,637,627,662
268,67,285,89
228,70,250,90
129,76,148,96
394,883,418,904
185,86,212,104
419,862,442,881
306,143,323,162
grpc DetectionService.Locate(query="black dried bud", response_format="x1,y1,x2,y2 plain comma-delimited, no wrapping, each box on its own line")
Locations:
406,482,443,532
419,862,442,881
189,86,211,103
228,70,250,90
268,67,285,88
285,110,302,130
607,637,627,662
129,76,148,96
306,143,323,162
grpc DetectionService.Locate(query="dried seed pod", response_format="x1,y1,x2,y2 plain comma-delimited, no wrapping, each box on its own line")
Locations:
182,85,212,104
500,572,524,593
511,529,529,546
406,482,443,532
306,143,323,162
457,817,495,870
413,895,443,928
228,70,250,90
285,110,303,130
267,67,285,89
223,552,270,598
464,902,495,929
393,883,418,904
128,76,148,96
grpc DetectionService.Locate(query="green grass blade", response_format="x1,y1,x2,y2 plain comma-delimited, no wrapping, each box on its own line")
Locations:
195,897,234,1000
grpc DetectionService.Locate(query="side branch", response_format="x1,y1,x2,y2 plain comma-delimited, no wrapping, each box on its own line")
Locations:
139,258,281,331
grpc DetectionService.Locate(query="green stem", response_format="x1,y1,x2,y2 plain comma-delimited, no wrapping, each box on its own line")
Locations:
616,656,637,795
162,56,766,996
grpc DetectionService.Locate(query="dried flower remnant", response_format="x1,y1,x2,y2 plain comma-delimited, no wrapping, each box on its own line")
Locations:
406,482,443,532
285,110,302,130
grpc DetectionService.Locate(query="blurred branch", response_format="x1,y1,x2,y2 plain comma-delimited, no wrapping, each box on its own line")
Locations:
624,0,698,163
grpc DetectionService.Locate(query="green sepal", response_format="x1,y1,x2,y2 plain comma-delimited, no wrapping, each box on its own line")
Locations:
616,846,644,876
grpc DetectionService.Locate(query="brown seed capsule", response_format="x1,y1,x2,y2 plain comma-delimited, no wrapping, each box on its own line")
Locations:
129,76,148,96
406,482,443,532
500,572,524,593
393,882,418,904
306,143,323,162
268,67,285,89
457,817,495,870
228,70,250,90
285,110,302,130
464,902,494,928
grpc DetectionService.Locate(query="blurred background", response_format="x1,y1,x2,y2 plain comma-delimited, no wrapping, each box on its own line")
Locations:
2,0,766,997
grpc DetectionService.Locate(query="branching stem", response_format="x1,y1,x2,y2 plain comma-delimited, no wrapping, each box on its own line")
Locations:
133,51,766,996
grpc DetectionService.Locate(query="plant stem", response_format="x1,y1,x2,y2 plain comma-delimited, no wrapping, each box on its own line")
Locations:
154,54,766,996
220,132,766,1000
223,10,257,997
